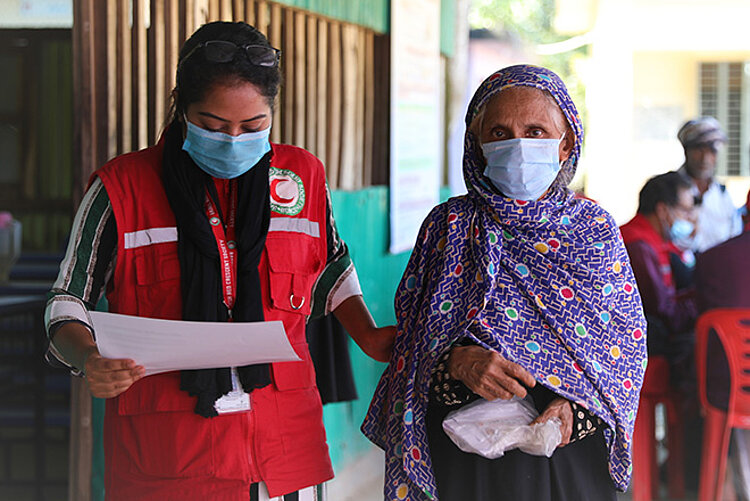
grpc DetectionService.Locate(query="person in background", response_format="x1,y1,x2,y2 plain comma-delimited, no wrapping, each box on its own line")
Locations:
677,117,742,252
619,172,698,385
620,171,704,488
44,21,394,501
694,188,750,501
364,65,646,501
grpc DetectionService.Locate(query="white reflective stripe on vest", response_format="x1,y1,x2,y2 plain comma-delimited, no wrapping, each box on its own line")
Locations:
123,227,178,249
268,217,320,238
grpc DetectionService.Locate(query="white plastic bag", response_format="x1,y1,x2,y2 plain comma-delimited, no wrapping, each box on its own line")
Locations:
442,396,562,459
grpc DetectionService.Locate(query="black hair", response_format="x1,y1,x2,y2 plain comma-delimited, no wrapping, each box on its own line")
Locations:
637,171,693,214
168,21,281,123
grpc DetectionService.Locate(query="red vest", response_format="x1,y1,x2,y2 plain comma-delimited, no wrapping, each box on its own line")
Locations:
620,213,680,289
96,139,333,500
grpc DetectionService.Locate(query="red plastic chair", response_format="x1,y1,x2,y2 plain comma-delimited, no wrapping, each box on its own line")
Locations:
696,308,750,501
632,355,685,501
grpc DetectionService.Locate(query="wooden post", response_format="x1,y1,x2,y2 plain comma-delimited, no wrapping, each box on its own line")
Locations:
117,0,132,152
282,8,295,145
326,21,342,189
106,0,117,159
316,18,328,166
244,0,255,26
165,0,180,99
68,380,93,501
70,1,97,497
339,24,357,190
354,28,366,189
305,15,317,156
293,10,306,148
219,0,233,21
267,2,281,144
232,0,244,21
209,0,220,20
150,0,167,141
371,34,390,186
363,30,374,186
133,0,148,149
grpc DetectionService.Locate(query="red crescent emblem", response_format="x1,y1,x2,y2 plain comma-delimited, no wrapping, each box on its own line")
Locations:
270,178,295,204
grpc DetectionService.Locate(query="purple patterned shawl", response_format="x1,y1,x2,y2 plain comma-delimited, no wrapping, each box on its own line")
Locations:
362,65,647,500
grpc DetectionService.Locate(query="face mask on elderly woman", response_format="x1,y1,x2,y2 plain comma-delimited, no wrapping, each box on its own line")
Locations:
481,136,563,201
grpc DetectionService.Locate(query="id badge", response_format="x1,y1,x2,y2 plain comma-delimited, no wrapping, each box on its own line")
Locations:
214,367,251,414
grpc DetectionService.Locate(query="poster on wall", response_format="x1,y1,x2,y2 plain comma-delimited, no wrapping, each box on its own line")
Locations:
389,0,442,254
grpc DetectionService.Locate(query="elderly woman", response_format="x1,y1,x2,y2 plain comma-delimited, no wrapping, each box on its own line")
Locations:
363,65,647,500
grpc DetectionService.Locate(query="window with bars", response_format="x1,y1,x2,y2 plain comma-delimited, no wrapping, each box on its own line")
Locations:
699,61,749,177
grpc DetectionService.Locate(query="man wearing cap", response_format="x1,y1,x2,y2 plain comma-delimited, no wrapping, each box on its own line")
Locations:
677,117,743,252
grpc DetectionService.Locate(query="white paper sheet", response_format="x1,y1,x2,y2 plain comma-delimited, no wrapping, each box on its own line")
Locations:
89,311,300,376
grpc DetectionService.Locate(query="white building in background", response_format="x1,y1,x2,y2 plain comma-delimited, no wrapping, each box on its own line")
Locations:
557,0,750,222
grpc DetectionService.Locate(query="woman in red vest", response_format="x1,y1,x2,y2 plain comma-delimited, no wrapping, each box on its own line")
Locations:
45,21,394,500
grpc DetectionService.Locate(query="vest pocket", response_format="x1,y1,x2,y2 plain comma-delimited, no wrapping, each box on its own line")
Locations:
113,373,215,478
133,243,181,318
119,409,216,478
264,235,323,317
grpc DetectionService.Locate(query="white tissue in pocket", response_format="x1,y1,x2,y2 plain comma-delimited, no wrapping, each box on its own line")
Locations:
442,396,562,459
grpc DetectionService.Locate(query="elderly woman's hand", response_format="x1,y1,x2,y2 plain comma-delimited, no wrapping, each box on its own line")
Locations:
531,397,573,446
447,345,536,401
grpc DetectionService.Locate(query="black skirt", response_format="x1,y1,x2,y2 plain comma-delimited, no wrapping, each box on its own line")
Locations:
425,385,617,501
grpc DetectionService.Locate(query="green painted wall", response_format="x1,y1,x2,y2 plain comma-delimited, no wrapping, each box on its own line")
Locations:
323,186,452,469
272,0,389,33
273,0,456,56
322,187,411,468
440,0,456,57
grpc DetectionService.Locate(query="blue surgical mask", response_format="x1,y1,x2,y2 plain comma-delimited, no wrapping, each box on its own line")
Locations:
481,137,563,201
182,120,272,179
669,218,695,245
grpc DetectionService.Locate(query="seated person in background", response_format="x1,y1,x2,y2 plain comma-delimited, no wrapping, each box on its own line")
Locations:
677,117,742,252
668,193,699,290
620,171,698,384
695,203,750,500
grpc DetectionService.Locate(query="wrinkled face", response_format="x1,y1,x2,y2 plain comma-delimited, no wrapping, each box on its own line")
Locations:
684,144,718,181
184,80,272,137
477,87,574,164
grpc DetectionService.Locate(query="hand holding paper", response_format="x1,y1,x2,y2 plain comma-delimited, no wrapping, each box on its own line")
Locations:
89,311,301,376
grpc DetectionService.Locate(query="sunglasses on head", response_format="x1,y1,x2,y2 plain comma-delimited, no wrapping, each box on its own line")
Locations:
179,41,281,70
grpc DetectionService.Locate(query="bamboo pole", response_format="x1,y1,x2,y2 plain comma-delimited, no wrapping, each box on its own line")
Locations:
70,3,97,496
151,0,167,141
106,0,117,158
363,30,374,186
305,15,317,156
267,2,280,144
326,21,342,188
282,8,295,145
293,10,306,148
339,24,357,190
133,0,148,150
316,18,328,165
244,0,255,25
117,0,132,152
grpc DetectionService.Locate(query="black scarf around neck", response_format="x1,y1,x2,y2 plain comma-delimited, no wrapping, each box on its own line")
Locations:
162,121,272,417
